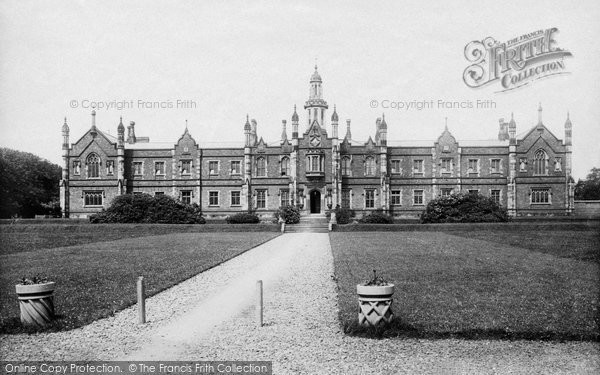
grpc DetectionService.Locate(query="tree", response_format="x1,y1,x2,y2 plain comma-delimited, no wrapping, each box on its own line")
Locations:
0,148,62,218
575,167,600,200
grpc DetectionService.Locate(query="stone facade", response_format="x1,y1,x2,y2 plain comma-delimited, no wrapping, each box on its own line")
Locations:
60,67,575,219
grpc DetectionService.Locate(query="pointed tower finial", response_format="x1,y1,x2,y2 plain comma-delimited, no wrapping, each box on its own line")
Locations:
445,117,448,131
538,102,543,125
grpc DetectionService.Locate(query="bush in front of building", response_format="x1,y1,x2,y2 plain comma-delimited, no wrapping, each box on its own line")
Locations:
226,212,260,224
420,192,508,223
359,209,394,224
273,205,301,224
89,194,205,224
327,206,356,224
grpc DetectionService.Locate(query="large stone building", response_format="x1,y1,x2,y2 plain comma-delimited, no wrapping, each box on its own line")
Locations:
60,67,575,219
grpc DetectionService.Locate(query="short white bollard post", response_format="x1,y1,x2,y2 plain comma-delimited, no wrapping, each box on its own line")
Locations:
137,276,146,324
281,222,285,233
256,280,263,327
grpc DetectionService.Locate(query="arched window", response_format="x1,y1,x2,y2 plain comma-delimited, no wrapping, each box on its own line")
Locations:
280,157,290,176
256,157,266,177
341,157,351,176
365,156,375,176
533,150,548,175
87,153,100,178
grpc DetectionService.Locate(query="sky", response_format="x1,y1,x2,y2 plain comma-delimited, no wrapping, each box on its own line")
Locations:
1,0,599,179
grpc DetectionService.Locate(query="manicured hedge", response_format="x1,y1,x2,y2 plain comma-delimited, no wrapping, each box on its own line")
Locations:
328,207,356,224
359,209,394,224
226,212,260,224
90,194,205,224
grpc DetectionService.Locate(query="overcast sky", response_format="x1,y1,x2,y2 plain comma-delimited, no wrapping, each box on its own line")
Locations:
1,0,598,179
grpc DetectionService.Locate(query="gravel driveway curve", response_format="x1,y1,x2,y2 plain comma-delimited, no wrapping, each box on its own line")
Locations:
2,233,599,374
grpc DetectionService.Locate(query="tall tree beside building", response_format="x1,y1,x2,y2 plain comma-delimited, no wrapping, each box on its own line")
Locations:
0,148,61,218
575,167,600,200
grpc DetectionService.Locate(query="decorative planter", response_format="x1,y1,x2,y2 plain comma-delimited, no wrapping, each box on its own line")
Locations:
357,284,394,327
15,282,55,327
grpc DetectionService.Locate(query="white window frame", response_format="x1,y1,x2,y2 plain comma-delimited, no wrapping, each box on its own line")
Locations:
181,160,192,175
413,189,424,205
133,161,144,176
341,156,352,176
364,157,376,176
208,160,220,175
413,159,424,175
256,189,267,209
440,188,453,197
467,159,479,175
490,158,502,175
181,190,192,204
490,189,501,205
390,190,402,205
440,158,453,175
365,189,375,209
230,191,241,206
154,161,165,176
341,189,352,209
208,191,219,206
256,157,267,177
83,191,103,207
230,160,241,175
390,159,402,174
530,187,551,204
280,189,289,207
280,157,290,176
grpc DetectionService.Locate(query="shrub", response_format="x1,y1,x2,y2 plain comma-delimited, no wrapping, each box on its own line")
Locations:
420,192,509,223
273,205,301,224
90,194,205,224
226,212,260,224
359,209,394,224
328,206,356,224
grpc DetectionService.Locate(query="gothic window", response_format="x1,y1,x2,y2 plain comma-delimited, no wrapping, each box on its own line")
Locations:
533,150,548,175
86,153,100,178
280,190,289,207
281,157,290,176
531,188,550,204
307,155,323,172
365,189,375,208
342,189,351,209
230,191,241,206
256,189,266,208
341,157,351,176
391,190,401,205
256,157,266,177
84,191,103,206
230,161,241,175
365,157,375,176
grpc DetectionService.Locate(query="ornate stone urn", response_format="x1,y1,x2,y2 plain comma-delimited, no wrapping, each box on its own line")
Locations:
357,271,394,327
15,281,55,327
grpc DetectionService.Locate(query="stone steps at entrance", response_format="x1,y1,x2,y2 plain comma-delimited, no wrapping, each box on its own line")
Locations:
286,214,330,233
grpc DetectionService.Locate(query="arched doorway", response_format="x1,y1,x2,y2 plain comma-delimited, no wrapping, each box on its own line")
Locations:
310,190,321,213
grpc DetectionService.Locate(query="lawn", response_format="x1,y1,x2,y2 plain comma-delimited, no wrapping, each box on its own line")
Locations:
0,230,279,333
330,226,599,341
0,223,279,255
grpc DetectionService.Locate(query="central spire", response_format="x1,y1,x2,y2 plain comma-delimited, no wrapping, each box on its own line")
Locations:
304,65,328,129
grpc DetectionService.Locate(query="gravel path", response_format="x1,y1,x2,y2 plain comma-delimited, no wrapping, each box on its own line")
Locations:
2,233,599,374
